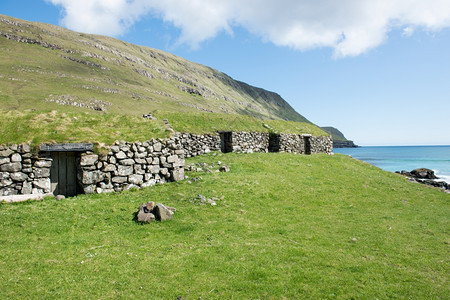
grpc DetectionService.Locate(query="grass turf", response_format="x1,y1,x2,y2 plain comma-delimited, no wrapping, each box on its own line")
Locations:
0,153,448,299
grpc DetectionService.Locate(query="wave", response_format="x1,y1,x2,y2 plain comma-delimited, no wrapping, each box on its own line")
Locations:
434,170,450,184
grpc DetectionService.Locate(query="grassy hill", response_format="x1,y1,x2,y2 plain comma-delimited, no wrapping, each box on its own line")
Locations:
0,15,310,124
1,152,448,298
0,14,331,145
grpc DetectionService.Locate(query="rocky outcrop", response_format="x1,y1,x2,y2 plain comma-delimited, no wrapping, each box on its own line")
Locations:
332,140,358,148
396,168,449,191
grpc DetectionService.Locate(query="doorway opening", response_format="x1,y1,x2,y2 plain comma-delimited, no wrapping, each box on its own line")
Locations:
41,143,93,197
302,134,312,155
268,133,280,152
219,131,233,153
50,152,79,197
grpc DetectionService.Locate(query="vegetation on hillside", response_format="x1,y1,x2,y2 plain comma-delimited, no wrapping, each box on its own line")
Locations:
0,14,308,122
0,153,448,298
0,110,327,146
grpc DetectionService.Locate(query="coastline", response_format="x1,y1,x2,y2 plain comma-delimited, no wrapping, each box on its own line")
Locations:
334,145,450,184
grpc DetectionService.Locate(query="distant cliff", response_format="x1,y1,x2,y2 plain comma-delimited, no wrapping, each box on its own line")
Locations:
320,127,358,148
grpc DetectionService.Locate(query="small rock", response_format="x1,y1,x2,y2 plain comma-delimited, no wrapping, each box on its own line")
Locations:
154,203,173,221
137,203,156,223
219,165,230,172
55,195,65,201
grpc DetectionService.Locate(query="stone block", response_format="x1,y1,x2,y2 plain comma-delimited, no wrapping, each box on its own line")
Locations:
167,155,178,163
134,158,146,164
34,167,50,178
33,178,51,192
10,154,22,162
109,156,117,164
81,170,104,185
110,145,120,153
141,179,156,188
10,172,28,182
0,149,14,158
112,176,128,184
153,142,162,152
82,184,95,194
1,179,13,187
115,151,127,159
18,143,31,154
128,174,143,185
171,168,185,182
120,158,135,165
21,181,32,194
149,165,160,174
117,165,133,176
103,164,116,172
134,152,147,159
1,162,22,172
34,159,52,168
80,154,98,166
0,157,10,165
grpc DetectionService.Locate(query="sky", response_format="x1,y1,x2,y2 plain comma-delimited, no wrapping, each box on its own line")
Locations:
2,0,450,146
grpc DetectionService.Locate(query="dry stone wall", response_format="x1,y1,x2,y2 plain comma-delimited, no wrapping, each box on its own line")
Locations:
310,136,333,154
275,134,333,154
175,133,221,157
1,131,332,198
231,132,270,153
79,139,185,194
0,144,52,196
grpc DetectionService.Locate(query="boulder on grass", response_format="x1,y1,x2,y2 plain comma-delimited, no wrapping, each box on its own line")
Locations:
153,203,174,221
137,201,156,223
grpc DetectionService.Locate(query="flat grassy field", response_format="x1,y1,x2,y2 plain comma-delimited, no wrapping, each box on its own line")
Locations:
1,153,448,299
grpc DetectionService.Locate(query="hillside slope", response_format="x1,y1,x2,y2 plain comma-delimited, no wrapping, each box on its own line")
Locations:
321,126,358,148
0,14,308,123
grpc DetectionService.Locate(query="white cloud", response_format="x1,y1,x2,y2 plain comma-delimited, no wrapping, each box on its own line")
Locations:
48,0,450,57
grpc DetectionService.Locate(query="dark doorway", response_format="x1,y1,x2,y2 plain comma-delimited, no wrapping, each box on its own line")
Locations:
219,131,233,153
50,152,79,197
269,133,280,152
303,134,312,155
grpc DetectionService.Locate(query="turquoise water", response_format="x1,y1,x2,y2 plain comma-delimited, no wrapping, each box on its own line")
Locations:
334,146,450,183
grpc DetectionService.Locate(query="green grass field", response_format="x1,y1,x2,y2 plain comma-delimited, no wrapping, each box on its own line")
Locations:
0,110,327,147
1,153,448,299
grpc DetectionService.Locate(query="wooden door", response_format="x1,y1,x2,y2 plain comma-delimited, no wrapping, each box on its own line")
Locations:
50,152,78,196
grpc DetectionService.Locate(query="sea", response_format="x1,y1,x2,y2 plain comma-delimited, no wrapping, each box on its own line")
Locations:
334,145,450,184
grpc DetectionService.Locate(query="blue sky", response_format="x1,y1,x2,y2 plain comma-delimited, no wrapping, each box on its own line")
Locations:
2,0,450,145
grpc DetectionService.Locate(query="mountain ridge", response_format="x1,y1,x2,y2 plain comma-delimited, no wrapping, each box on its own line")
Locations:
0,14,309,123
